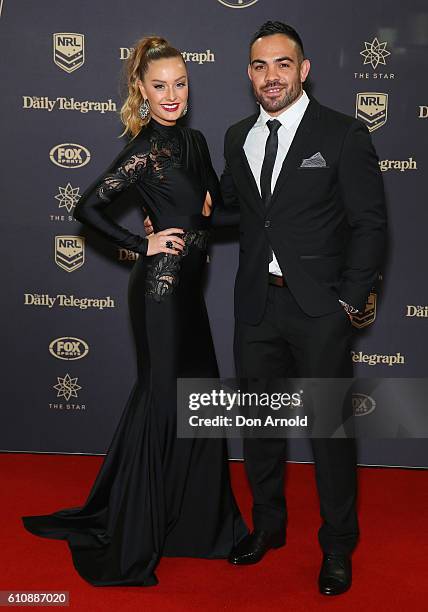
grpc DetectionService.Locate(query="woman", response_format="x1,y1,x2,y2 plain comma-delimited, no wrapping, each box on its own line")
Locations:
22,35,247,587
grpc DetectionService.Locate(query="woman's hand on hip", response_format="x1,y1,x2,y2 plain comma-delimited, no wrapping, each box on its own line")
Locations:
146,228,185,256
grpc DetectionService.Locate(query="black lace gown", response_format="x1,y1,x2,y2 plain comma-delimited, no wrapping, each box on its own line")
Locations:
22,117,248,586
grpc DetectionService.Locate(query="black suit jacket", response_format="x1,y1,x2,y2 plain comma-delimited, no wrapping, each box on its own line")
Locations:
219,95,387,324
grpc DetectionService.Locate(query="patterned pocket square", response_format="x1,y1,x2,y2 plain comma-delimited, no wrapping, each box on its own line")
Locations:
299,152,328,168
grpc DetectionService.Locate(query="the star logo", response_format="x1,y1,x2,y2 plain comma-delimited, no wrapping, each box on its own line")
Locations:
53,373,82,401
55,183,80,213
360,37,391,70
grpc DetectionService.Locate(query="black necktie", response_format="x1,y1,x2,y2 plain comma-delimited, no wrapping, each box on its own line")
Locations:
260,118,281,263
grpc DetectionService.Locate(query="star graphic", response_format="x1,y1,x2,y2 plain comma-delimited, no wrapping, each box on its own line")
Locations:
360,37,391,70
54,183,81,213
53,373,82,401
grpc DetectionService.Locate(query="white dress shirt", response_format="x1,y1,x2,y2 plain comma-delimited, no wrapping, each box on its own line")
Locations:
243,89,310,276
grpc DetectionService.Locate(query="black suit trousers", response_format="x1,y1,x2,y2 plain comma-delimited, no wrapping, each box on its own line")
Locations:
234,283,360,555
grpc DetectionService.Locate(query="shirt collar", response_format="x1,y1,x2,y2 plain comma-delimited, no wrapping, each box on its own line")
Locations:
256,89,310,131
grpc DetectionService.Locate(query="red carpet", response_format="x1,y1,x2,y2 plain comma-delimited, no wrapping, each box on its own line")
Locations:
1,453,427,610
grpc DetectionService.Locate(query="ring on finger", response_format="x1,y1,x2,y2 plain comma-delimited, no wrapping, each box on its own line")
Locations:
165,240,174,249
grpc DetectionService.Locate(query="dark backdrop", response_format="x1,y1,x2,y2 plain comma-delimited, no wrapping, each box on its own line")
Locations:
1,0,427,467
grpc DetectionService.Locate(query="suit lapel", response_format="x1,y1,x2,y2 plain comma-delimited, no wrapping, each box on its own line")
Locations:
230,98,321,216
266,97,321,213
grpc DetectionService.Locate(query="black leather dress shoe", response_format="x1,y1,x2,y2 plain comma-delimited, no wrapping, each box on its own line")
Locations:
318,553,352,595
228,530,285,565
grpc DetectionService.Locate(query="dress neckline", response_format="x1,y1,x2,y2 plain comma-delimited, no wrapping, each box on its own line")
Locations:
149,116,180,133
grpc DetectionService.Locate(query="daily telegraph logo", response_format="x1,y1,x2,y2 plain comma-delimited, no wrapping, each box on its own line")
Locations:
119,48,215,63
351,351,405,366
49,337,89,360
217,0,259,7
406,305,428,318
53,33,85,73
50,143,91,168
118,248,139,262
356,93,388,132
352,291,377,329
23,96,116,114
379,158,417,173
25,293,115,310
55,235,85,272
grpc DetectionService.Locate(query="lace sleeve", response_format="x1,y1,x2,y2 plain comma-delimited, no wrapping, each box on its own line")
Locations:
73,145,150,255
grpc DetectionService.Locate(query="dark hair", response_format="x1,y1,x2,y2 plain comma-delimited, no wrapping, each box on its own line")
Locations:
249,21,305,61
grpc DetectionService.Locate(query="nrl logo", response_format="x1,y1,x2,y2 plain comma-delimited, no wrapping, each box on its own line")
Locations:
53,33,85,73
356,92,388,132
217,0,258,7
55,235,85,272
352,291,377,329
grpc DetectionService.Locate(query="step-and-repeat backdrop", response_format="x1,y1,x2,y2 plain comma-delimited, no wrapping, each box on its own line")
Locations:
1,0,427,466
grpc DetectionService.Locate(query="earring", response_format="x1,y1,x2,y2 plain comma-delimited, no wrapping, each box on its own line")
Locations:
139,99,150,120
181,102,188,117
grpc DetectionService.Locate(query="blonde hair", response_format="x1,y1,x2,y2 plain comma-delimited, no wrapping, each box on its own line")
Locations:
119,35,184,139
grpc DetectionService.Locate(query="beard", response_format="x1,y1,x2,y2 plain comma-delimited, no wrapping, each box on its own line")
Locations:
254,79,302,113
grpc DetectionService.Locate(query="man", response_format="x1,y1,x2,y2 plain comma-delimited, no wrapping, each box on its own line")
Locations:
220,21,387,595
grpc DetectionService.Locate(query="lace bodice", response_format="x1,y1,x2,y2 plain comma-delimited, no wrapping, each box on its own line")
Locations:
73,117,223,257
145,230,210,302
96,128,183,204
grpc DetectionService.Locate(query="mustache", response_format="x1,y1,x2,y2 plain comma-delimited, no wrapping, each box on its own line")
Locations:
261,81,287,90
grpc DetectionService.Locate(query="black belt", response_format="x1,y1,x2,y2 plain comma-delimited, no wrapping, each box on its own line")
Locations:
268,273,287,287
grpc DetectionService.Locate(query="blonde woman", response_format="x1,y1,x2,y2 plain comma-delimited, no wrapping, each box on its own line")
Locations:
22,36,248,587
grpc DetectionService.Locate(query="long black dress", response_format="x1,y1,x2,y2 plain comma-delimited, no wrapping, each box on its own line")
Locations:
22,117,248,586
